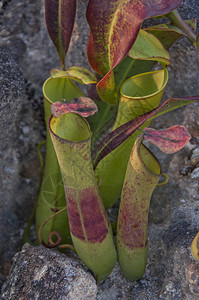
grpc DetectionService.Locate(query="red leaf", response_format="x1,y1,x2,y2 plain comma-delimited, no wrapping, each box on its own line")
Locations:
87,0,182,74
51,97,98,118
143,126,191,154
45,0,76,69
86,0,182,102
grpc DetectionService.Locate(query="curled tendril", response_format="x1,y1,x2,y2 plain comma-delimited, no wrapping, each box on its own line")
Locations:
38,207,76,252
48,231,62,247
38,207,66,247
58,244,75,251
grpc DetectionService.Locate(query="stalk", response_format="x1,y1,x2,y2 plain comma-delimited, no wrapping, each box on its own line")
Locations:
166,10,196,46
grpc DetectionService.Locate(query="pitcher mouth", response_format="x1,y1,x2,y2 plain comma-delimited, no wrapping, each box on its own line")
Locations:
43,77,83,105
135,136,161,177
48,113,92,144
120,68,168,100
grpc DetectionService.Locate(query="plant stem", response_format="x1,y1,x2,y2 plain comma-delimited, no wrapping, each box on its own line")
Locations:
62,62,66,71
166,10,196,45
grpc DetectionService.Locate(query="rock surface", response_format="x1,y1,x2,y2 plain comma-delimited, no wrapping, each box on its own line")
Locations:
0,47,24,146
0,46,26,287
178,0,199,27
0,0,89,95
1,244,97,300
0,0,199,299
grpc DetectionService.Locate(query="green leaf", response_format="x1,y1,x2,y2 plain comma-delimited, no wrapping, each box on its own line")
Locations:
117,136,160,281
88,99,117,150
45,0,76,69
86,82,118,149
51,66,97,85
114,20,195,93
145,19,197,49
128,29,171,65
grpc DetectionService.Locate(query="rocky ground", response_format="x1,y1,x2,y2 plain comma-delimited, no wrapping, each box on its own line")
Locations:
0,0,199,299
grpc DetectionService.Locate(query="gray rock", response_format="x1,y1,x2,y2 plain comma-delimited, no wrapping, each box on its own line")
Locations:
191,167,199,179
0,47,24,147
0,45,44,289
191,148,199,166
0,46,26,287
0,0,90,94
1,244,97,300
178,0,199,29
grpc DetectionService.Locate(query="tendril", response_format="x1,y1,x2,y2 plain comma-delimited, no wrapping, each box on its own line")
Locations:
58,244,76,251
38,207,67,247
48,231,62,247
